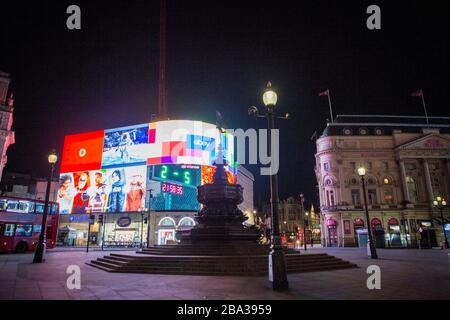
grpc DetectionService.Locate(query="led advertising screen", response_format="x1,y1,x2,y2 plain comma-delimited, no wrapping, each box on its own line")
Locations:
148,164,201,211
102,124,151,168
57,166,147,214
58,120,237,214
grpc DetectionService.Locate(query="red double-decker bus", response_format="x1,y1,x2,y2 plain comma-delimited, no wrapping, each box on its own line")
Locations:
0,196,59,253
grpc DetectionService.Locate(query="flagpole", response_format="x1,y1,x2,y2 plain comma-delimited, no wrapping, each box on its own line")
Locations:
420,90,429,125
327,89,334,123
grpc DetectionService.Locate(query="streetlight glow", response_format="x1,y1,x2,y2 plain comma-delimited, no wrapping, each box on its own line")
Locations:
432,196,448,249
48,151,58,164
357,166,366,176
262,82,277,106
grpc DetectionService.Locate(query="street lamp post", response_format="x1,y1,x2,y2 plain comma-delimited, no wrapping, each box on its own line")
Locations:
358,166,378,259
146,189,153,248
140,211,144,248
248,82,289,291
33,150,58,263
433,196,448,249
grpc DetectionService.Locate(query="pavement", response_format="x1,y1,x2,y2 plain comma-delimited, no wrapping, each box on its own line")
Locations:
0,247,449,300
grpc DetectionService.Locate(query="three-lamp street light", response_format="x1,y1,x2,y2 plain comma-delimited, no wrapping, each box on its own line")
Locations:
248,82,289,291
433,196,448,249
357,166,378,259
33,150,58,263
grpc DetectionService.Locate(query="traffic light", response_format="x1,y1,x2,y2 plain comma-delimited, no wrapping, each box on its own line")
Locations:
98,214,103,224
144,217,148,224
89,214,95,224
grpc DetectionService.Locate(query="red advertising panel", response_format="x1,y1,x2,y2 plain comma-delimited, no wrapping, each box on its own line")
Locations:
60,130,104,173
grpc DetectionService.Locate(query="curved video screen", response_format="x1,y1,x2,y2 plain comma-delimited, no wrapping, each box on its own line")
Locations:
58,120,237,214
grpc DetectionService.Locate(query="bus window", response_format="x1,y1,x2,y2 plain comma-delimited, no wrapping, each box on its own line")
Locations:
33,225,42,233
18,202,30,213
4,224,15,237
35,204,44,214
7,200,18,211
15,224,33,237
0,199,7,211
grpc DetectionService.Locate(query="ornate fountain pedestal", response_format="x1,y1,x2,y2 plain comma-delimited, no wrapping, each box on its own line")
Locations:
87,162,358,275
177,162,260,244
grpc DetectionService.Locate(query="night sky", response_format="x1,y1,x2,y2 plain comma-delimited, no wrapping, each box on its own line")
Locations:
1,0,449,209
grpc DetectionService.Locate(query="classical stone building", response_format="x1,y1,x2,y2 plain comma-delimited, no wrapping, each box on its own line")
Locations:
262,197,320,242
315,115,450,248
0,72,15,183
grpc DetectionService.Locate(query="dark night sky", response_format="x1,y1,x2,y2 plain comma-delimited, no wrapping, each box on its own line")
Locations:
1,0,449,208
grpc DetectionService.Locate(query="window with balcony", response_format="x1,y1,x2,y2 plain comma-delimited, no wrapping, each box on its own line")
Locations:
368,189,377,205
383,189,394,204
326,190,335,207
351,190,360,205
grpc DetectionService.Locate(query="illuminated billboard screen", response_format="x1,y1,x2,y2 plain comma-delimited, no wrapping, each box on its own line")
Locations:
102,124,151,168
57,166,147,214
148,164,201,211
58,120,237,214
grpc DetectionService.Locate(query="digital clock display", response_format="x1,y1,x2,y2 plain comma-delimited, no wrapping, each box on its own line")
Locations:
161,182,183,195
152,164,201,186
149,164,202,211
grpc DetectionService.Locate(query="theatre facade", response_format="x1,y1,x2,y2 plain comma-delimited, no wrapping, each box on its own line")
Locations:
55,119,253,247
315,115,450,249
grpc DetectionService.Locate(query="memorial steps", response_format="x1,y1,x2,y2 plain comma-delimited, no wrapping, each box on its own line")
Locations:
87,247,357,276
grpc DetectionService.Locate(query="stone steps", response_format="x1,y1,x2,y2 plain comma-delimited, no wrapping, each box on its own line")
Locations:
87,251,357,276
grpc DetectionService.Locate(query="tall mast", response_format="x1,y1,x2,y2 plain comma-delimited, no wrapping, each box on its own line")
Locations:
157,0,167,118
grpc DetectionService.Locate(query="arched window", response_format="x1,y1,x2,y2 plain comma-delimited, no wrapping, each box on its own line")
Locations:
178,217,195,229
158,217,176,227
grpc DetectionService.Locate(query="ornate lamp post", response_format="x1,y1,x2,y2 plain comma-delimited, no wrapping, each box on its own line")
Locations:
248,82,289,291
33,150,58,263
433,196,448,248
358,166,378,259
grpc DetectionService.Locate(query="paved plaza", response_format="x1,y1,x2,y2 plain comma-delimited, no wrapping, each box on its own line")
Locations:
0,247,449,300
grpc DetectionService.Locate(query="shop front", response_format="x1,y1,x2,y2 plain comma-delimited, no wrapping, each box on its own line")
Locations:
387,217,402,247
57,213,146,248
353,218,365,246
155,215,196,245
417,220,437,248
445,224,450,248
326,218,338,247
57,214,99,246
371,218,386,248
102,214,144,247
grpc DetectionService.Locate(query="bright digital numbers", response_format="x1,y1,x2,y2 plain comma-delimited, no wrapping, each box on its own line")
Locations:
161,165,168,179
154,164,198,186
184,171,191,184
161,182,183,195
